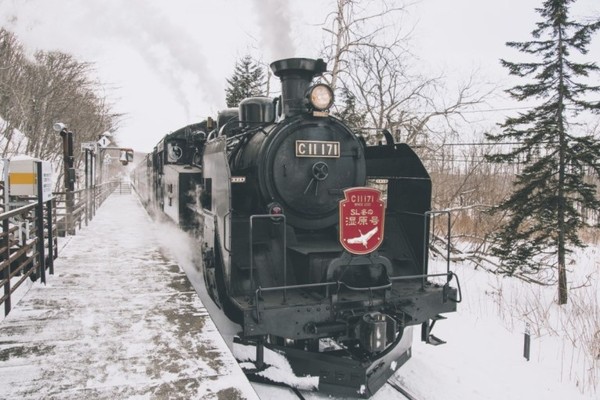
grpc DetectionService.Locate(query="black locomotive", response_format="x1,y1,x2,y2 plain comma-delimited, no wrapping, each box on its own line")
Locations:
133,58,461,398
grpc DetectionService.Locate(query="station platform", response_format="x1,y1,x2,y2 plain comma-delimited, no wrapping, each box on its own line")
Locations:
0,193,259,400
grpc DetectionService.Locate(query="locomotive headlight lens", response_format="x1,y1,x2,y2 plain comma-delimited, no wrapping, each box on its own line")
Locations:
309,84,334,111
267,202,284,222
268,202,283,215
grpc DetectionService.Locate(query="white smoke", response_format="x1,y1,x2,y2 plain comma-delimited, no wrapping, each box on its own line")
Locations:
0,0,222,119
249,0,297,61
73,0,223,118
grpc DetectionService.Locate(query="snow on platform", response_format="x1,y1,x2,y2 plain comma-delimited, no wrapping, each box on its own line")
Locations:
0,193,259,400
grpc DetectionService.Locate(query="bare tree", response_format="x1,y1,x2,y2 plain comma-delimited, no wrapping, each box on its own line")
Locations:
320,0,491,146
0,29,27,156
320,0,407,92
0,28,122,190
343,45,489,144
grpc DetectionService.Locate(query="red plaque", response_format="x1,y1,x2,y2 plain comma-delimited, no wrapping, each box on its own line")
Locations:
339,187,385,255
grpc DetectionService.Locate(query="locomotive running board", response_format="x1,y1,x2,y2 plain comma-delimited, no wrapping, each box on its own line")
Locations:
233,329,413,398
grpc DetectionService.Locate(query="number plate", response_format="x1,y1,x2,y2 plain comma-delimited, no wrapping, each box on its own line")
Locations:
295,140,340,158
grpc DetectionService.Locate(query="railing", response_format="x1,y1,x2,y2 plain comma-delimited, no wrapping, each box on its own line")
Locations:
0,199,55,317
0,178,122,317
116,180,132,194
53,180,120,236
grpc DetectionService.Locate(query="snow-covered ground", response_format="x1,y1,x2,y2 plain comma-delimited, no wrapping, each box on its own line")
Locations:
391,252,599,400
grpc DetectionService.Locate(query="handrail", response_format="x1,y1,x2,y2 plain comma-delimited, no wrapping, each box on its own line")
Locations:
424,210,452,288
252,270,462,322
0,177,123,317
0,203,36,221
1,199,46,317
248,207,460,321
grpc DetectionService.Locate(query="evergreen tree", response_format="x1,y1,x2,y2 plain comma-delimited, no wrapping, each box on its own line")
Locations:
486,0,600,305
225,55,265,107
336,87,366,134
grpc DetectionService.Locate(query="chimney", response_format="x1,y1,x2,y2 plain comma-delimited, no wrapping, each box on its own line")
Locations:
270,58,327,118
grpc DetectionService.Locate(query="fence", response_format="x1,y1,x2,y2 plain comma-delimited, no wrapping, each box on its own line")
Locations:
0,178,121,317
53,180,120,236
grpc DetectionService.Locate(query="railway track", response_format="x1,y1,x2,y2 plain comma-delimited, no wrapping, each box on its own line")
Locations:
387,381,419,400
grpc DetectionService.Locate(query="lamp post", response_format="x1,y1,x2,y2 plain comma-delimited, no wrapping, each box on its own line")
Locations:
53,122,75,234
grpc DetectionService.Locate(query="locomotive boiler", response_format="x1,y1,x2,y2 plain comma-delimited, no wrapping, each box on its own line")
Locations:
133,58,461,398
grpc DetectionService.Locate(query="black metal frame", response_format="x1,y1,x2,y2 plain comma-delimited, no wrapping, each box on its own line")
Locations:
249,209,462,321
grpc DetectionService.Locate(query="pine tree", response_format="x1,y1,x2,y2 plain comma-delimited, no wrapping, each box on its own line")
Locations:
336,87,366,134
486,0,600,305
225,55,266,107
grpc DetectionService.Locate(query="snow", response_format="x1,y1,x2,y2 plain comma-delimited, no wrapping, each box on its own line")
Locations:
233,341,319,391
388,256,599,400
0,193,259,400
1,192,598,399
0,116,28,157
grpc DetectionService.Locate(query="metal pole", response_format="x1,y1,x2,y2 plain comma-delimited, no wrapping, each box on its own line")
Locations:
3,218,11,316
35,161,46,284
47,198,54,274
92,150,96,217
60,129,75,235
1,159,10,315
256,338,264,369
524,323,531,361
84,149,89,225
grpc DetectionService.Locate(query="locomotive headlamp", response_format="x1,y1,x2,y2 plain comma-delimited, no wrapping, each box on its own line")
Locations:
267,202,284,222
308,84,334,111
268,202,284,215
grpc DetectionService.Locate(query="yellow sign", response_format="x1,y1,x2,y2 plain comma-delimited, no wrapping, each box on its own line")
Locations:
9,172,36,185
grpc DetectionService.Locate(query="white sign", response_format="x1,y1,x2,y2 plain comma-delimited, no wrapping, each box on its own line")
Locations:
97,136,111,148
81,142,96,151
41,161,53,202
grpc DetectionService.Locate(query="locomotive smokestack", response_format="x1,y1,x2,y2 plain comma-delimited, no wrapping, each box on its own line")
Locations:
270,58,327,118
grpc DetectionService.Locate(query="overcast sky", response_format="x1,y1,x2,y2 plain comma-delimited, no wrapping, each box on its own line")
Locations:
0,0,598,152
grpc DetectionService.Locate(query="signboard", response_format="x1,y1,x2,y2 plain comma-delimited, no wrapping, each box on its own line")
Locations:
97,136,111,148
8,158,53,201
339,187,385,255
81,142,96,151
40,161,52,202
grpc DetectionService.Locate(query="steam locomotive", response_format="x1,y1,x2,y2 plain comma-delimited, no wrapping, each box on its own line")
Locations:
133,58,461,398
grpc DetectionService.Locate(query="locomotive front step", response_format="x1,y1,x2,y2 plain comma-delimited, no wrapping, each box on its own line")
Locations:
421,314,448,346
